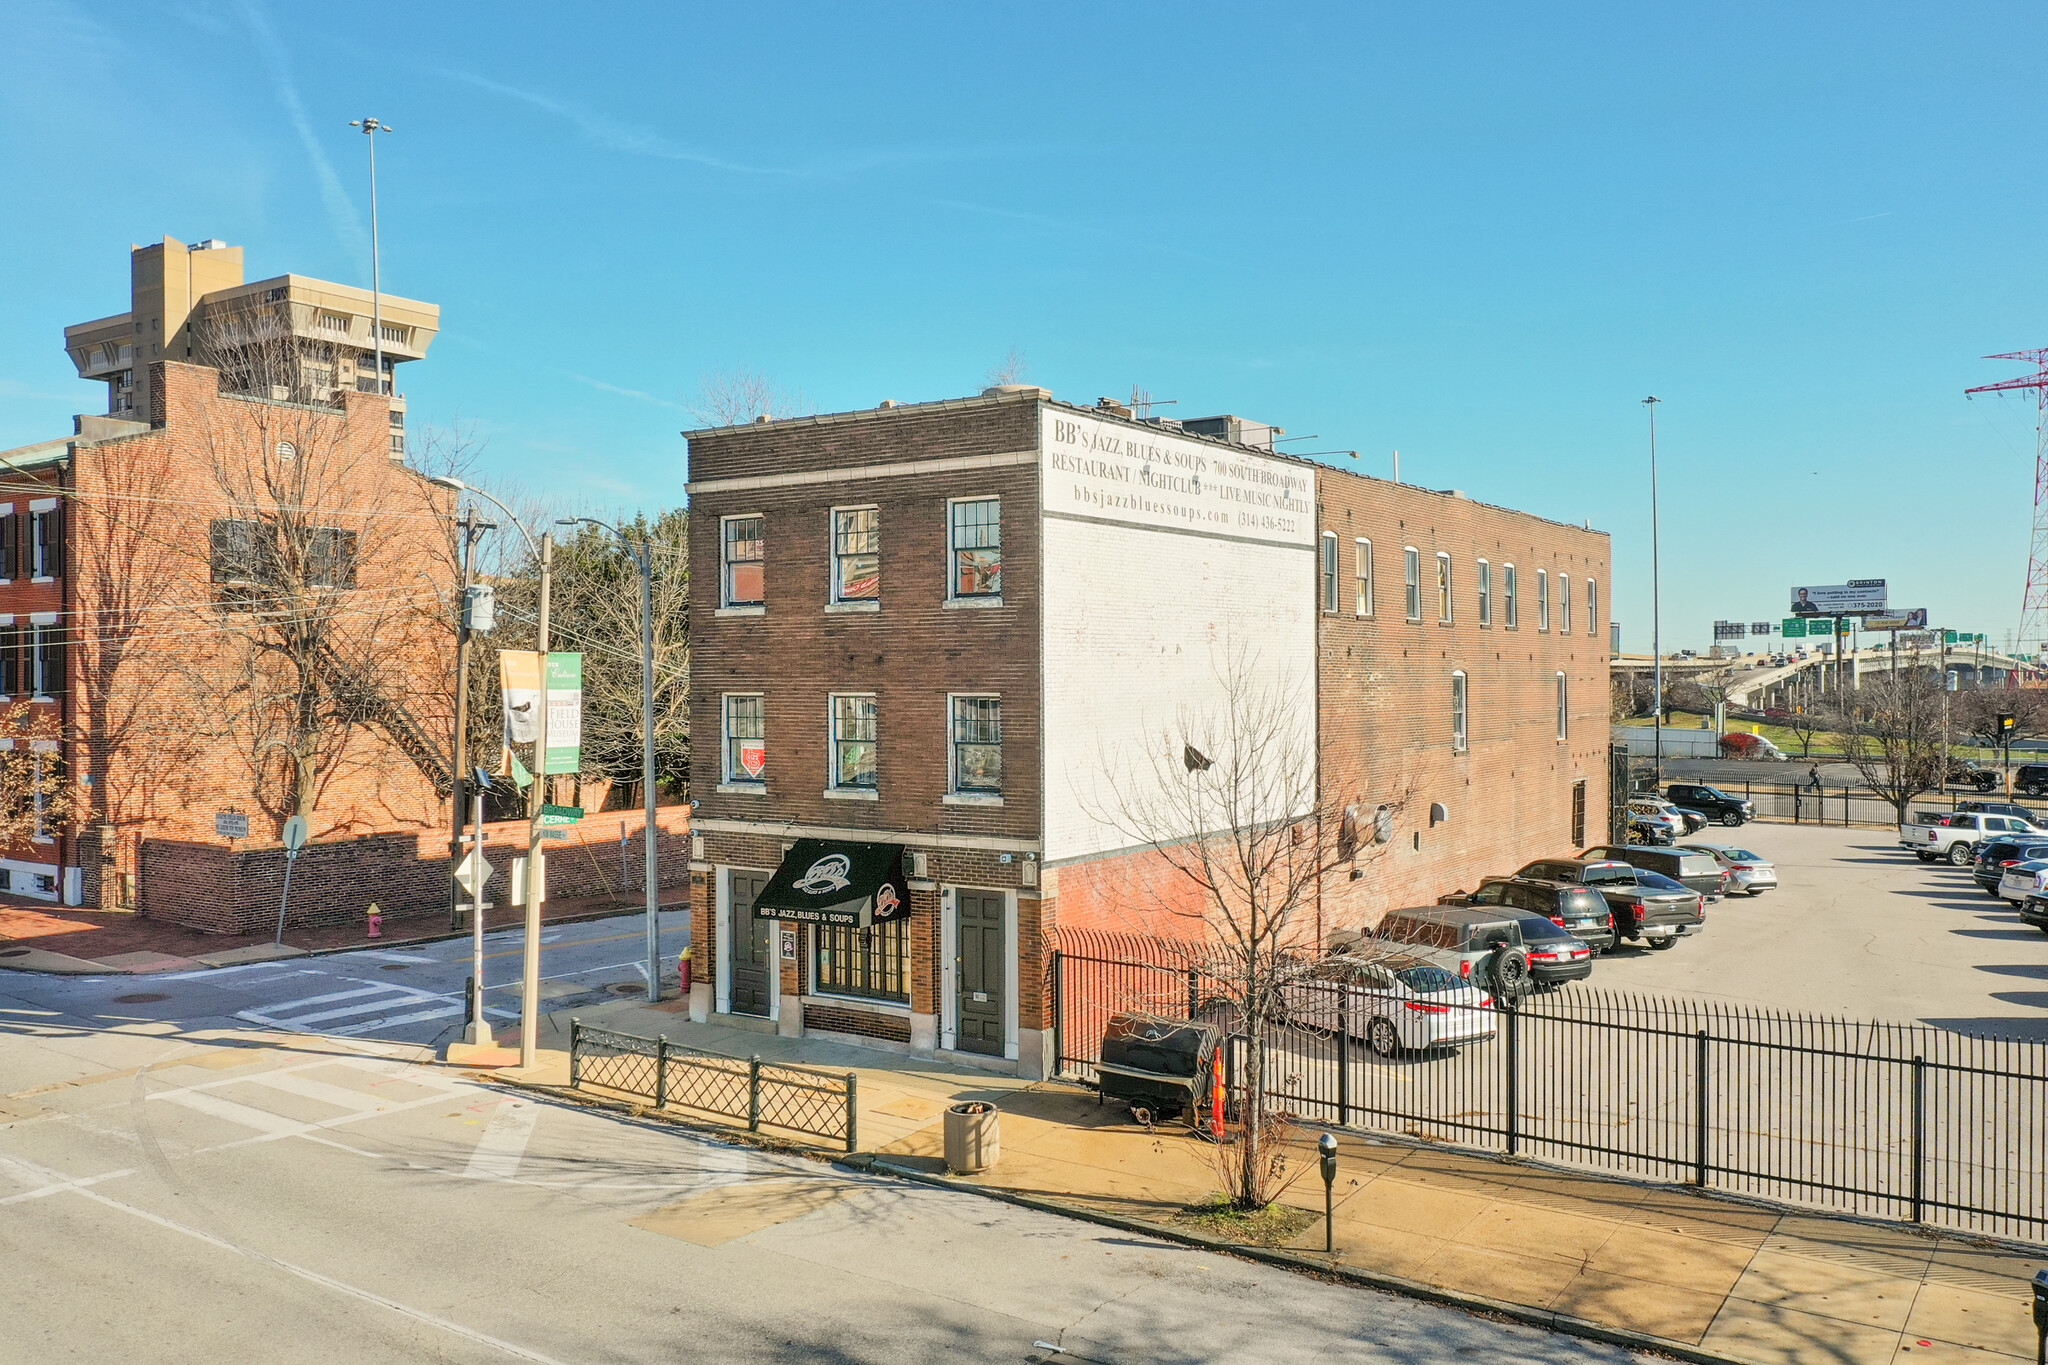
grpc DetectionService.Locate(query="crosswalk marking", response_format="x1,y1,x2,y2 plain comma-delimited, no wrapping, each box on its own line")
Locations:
157,1088,309,1135
237,979,513,1040
463,1100,539,1181
243,1070,391,1114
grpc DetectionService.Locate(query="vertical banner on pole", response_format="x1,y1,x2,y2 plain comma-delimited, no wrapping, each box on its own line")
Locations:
500,650,584,775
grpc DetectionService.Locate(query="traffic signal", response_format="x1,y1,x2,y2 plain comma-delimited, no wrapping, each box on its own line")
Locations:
1999,713,2017,735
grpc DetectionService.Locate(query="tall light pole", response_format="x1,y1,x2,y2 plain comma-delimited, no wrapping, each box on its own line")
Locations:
1644,396,1663,788
349,117,391,396
560,517,663,1002
430,477,551,1067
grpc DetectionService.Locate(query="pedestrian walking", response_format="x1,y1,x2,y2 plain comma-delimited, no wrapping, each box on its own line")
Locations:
1808,763,1823,793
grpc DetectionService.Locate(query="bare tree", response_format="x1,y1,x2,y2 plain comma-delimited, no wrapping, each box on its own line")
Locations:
688,367,811,428
1839,673,1947,824
0,703,74,850
986,346,1028,387
1085,644,1406,1210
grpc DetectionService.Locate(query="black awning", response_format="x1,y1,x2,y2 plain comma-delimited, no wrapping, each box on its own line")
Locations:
752,839,908,927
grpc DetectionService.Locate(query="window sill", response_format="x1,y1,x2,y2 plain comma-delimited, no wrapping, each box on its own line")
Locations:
714,782,767,795
30,577,53,586
800,993,911,1017
29,696,54,705
822,788,879,801
942,792,1004,807
714,605,765,618
944,596,1004,610
824,600,880,614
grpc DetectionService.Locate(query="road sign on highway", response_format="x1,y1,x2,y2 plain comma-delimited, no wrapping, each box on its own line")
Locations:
1782,618,1808,638
452,848,493,897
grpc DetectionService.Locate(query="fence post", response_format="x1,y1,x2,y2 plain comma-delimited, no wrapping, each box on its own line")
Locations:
1504,1006,1520,1157
748,1055,762,1133
1910,1054,1926,1223
1793,785,1801,824
1336,1007,1351,1129
655,1035,669,1109
569,1017,581,1088
1186,968,1200,1020
845,1072,858,1154
1694,1029,1709,1186
1050,949,1064,1079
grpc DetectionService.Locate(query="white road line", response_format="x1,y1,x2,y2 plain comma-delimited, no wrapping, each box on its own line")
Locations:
5,1154,573,1364
333,1005,464,1036
355,951,438,964
0,1153,136,1203
155,1089,310,1135
242,1070,392,1114
463,1099,540,1181
480,959,644,992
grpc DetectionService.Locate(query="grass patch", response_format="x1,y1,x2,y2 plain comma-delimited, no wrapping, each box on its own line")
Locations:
1174,1195,1320,1248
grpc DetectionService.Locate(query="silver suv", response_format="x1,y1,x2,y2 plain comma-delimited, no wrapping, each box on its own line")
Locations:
1342,906,1535,999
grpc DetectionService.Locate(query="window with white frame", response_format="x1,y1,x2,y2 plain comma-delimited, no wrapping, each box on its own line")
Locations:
1587,578,1598,636
1537,569,1550,632
814,919,909,1003
829,694,878,790
30,507,61,578
1354,539,1373,615
1321,533,1338,613
1504,564,1518,628
29,626,59,698
951,696,1001,794
721,515,764,607
1560,575,1572,634
1451,671,1469,752
1436,552,1452,623
1404,547,1421,621
831,507,881,602
1477,559,1491,626
722,695,765,784
950,498,1001,598
1556,671,1569,740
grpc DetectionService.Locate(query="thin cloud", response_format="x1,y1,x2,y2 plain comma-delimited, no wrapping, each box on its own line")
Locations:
237,0,368,268
568,374,686,411
1844,211,1894,224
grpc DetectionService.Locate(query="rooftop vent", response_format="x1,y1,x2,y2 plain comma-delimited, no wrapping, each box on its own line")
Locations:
981,384,1051,400
878,399,897,409
753,414,772,424
1181,415,1283,451
190,239,230,251
1095,397,1132,418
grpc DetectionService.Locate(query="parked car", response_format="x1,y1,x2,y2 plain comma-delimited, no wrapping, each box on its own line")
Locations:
1513,857,1704,949
1678,842,1778,896
1363,905,1538,1000
1954,800,2041,823
1996,859,2048,906
2015,764,2048,798
1579,844,1728,900
1898,811,2048,865
1281,950,1496,1057
1510,913,1595,988
2019,894,2048,935
1665,783,1755,827
1971,838,2048,896
1718,733,1790,762
1944,759,2001,792
1441,876,1617,953
1625,800,1686,844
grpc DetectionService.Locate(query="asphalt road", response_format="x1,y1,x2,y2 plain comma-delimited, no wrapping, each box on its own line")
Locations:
0,978,1642,1364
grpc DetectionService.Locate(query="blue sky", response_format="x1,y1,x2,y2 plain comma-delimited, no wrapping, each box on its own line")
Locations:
3,2,2045,652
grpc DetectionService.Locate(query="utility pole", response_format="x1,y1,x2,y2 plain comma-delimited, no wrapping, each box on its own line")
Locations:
523,531,553,1068
447,507,494,929
1644,396,1663,787
1966,350,2048,658
349,118,392,398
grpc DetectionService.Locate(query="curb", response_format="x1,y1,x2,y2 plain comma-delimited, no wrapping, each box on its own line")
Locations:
849,1154,1753,1365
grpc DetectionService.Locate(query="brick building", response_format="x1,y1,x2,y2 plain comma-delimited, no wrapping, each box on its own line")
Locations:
684,386,1611,1078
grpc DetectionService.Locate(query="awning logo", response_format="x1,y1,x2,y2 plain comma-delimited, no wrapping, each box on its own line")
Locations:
874,883,901,917
793,854,852,895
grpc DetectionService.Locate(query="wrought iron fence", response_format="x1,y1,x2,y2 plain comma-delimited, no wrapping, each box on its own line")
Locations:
1051,951,2048,1244
569,1019,858,1153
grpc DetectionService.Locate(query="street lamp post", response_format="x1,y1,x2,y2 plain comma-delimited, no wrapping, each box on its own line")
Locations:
560,517,663,1003
429,477,552,1067
348,118,392,397
1644,396,1663,788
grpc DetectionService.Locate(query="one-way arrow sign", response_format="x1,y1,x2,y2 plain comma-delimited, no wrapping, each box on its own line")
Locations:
452,848,493,898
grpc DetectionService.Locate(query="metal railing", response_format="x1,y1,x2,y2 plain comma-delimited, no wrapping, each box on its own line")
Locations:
1052,951,2048,1243
568,1018,858,1152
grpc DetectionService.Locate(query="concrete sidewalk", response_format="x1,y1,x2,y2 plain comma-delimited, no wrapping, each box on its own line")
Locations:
515,1000,2048,1365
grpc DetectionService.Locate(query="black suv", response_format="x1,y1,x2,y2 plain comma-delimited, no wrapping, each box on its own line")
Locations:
1515,857,1704,950
1444,877,1616,953
1946,759,2000,792
1663,783,1753,827
2017,764,2048,798
1972,837,2048,896
1580,844,1728,900
1954,799,2042,824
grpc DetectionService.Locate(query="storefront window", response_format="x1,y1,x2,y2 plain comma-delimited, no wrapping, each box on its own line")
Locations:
813,919,909,1002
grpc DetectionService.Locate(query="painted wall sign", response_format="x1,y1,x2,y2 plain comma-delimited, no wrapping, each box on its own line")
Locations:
1041,410,1314,548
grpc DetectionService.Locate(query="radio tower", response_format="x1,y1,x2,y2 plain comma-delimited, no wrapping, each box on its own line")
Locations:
1967,349,2048,656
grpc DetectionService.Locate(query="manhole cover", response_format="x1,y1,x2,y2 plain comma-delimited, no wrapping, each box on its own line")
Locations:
113,992,169,1004
0,948,29,958
604,982,646,998
379,963,411,972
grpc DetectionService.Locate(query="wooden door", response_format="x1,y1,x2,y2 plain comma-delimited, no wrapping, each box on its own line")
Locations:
729,872,772,1018
955,891,1005,1055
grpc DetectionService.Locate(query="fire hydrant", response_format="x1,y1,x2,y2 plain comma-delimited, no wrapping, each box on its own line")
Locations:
678,947,693,993
366,902,383,939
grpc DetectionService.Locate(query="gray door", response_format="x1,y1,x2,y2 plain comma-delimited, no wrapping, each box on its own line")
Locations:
729,872,772,1018
955,891,1005,1056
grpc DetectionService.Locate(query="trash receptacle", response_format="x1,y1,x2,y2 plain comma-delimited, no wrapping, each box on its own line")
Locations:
943,1101,999,1174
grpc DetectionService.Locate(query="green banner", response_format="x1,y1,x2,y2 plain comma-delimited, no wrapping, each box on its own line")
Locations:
1781,618,1807,638
544,652,582,775
541,804,584,826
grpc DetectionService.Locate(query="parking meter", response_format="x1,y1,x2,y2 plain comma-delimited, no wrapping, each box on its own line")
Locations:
1318,1132,1339,1252
2031,1268,2047,1365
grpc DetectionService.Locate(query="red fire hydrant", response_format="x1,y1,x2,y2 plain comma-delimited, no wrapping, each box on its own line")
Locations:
678,947,692,993
366,902,383,939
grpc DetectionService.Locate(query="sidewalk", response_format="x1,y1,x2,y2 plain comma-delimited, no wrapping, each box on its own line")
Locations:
0,889,687,975
519,1001,2047,1365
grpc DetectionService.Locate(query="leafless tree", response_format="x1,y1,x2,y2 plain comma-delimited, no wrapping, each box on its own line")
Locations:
0,703,74,851
1839,672,1947,824
986,346,1028,387
1085,643,1407,1210
688,367,811,428
1780,704,1836,760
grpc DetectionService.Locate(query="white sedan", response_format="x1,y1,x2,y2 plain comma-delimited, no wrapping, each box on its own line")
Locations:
1997,859,2048,905
1281,953,1497,1058
1679,842,1778,896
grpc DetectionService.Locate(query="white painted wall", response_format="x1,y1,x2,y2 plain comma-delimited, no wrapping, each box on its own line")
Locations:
1039,410,1318,863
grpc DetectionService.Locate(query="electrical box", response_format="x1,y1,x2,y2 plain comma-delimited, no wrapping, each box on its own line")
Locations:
463,583,495,633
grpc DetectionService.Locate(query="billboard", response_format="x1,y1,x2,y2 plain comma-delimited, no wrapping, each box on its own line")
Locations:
1790,580,1886,616
1865,608,1928,631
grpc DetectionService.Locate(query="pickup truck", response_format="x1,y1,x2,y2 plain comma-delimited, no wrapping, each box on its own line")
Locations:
1899,811,2048,865
1514,857,1704,950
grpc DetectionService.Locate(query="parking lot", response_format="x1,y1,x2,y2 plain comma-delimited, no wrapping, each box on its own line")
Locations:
1586,820,2048,1038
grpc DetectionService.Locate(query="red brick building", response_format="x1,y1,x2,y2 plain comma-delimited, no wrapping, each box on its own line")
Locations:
685,386,1611,1077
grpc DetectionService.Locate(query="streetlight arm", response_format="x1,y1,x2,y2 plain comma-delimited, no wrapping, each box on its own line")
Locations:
429,478,541,559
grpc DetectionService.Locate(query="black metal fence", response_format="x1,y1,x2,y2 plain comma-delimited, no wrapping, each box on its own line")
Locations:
1051,951,2048,1244
568,1018,858,1152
